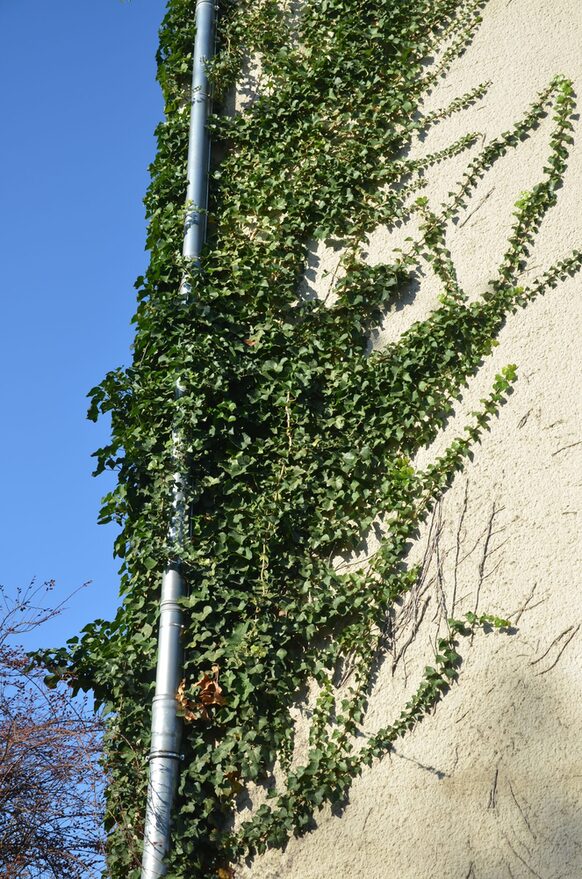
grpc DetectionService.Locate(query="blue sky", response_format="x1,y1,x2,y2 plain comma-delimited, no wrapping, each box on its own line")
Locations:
0,0,166,651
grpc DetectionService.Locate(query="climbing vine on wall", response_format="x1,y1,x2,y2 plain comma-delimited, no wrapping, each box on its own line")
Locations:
36,0,580,876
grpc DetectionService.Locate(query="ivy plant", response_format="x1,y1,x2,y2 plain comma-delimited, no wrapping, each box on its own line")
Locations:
35,0,580,876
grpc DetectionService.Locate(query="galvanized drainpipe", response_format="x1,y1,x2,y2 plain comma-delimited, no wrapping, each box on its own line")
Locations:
140,2,216,877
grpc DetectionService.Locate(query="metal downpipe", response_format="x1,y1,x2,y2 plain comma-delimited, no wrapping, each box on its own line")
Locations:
140,3,216,877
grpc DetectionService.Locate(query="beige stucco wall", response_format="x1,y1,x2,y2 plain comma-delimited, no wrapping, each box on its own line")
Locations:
236,0,582,876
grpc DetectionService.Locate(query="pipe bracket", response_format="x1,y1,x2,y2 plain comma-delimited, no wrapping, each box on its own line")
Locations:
148,750,184,762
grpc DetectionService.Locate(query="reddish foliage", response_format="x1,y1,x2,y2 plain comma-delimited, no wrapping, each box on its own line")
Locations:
0,582,105,879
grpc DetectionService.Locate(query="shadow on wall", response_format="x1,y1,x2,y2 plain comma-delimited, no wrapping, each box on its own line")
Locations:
391,662,582,879
352,490,582,879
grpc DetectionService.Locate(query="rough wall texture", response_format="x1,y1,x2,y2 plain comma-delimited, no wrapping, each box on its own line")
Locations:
236,0,582,876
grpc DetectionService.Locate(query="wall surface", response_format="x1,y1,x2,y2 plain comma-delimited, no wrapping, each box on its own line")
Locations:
236,0,582,876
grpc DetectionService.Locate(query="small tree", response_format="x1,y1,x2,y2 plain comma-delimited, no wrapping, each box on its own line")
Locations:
0,582,105,879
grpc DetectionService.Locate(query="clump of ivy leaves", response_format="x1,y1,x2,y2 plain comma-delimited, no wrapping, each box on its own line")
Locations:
35,0,581,876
